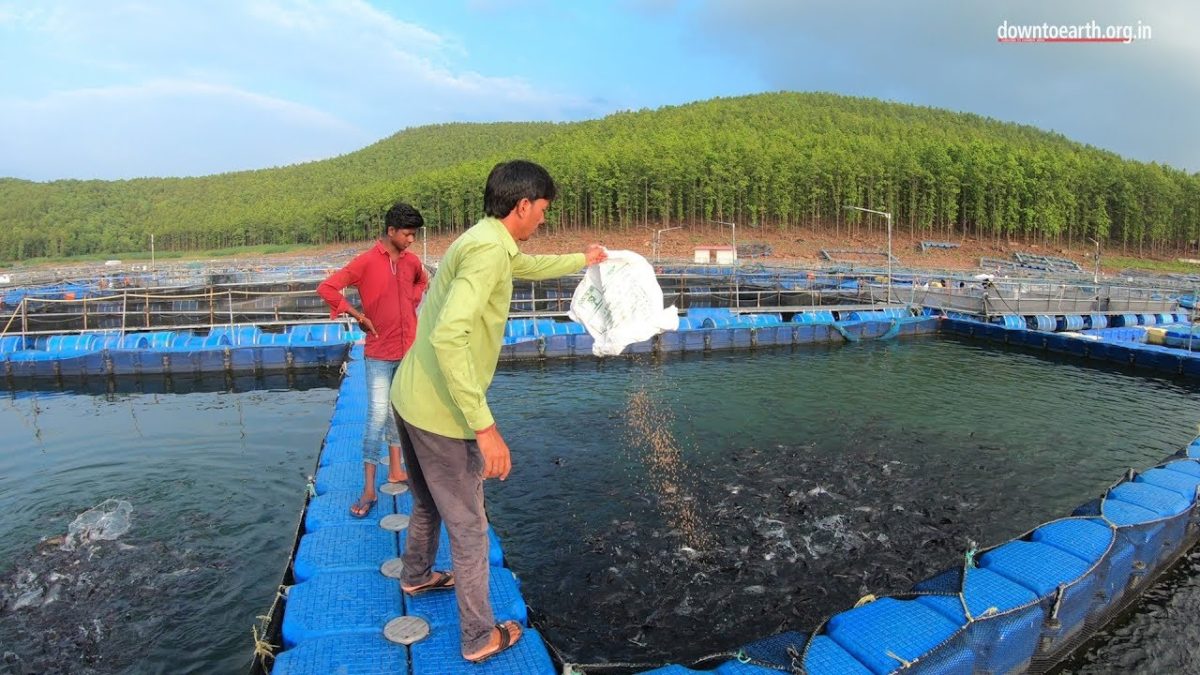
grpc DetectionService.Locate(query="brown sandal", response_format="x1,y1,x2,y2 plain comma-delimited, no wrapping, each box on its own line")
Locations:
464,620,522,663
401,571,455,595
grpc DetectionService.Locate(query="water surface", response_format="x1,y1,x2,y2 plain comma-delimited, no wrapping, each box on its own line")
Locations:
485,337,1200,669
3,338,1198,674
0,373,338,675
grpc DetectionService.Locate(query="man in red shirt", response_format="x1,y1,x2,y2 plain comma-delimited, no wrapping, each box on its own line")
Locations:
317,202,429,517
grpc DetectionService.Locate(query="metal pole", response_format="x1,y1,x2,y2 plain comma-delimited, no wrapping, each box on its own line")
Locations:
652,226,682,264
1190,286,1197,352
844,205,893,305
150,233,155,270
711,220,738,310
886,213,893,304
733,221,739,310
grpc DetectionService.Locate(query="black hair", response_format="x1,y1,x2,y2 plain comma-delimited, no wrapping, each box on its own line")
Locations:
483,160,557,218
384,202,424,234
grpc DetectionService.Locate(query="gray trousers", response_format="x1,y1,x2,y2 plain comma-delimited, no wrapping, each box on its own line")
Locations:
395,413,494,654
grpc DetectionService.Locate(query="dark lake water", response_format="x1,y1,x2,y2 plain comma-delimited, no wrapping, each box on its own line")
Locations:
2,338,1199,674
0,373,339,675
484,337,1200,671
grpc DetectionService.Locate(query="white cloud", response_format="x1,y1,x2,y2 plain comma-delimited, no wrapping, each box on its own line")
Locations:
0,0,596,180
0,79,369,180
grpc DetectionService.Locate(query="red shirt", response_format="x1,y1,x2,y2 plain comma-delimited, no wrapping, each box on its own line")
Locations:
317,242,428,360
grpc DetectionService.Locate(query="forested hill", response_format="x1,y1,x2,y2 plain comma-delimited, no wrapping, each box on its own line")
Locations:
2,92,1197,262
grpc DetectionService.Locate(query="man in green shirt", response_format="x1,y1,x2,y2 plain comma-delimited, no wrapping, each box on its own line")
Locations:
390,160,606,663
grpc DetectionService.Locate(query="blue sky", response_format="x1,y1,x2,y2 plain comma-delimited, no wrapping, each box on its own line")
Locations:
1,0,1195,181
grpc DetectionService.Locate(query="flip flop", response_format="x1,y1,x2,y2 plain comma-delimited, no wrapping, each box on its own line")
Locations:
401,570,455,595
349,496,377,519
464,621,522,663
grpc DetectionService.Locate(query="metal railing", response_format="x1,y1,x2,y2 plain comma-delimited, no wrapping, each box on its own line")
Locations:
1,288,337,337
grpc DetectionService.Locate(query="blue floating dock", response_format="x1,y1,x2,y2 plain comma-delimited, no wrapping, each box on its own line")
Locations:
282,570,404,648
271,345,557,674
271,632,408,674
406,566,528,631
293,523,398,582
1,322,354,378
410,626,555,675
304,490,401,532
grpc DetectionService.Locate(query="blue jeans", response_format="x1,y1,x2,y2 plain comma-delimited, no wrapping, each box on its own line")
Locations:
363,357,402,464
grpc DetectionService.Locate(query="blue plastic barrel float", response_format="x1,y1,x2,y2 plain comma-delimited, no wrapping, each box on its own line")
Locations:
1087,313,1108,330
0,335,28,353
1056,314,1086,331
45,334,99,352
1027,315,1055,332
549,321,586,335
136,331,180,348
503,318,535,338
845,310,895,322
992,315,1025,330
739,312,783,326
209,325,262,346
792,310,836,325
293,323,347,343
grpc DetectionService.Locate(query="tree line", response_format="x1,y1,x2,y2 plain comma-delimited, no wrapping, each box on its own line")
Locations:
1,92,1196,262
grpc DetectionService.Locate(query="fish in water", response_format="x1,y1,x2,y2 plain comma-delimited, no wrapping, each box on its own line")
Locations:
529,432,1068,669
0,500,223,675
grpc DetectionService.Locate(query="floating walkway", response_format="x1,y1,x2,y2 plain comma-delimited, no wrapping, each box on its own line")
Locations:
268,344,557,675
0,324,358,379
940,311,1200,378
498,308,935,361
0,310,937,382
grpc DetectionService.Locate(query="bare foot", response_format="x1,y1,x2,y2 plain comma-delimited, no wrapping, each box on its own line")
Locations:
387,466,408,482
463,621,522,663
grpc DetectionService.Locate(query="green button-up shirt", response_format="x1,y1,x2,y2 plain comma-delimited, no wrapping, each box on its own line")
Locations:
391,217,585,439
